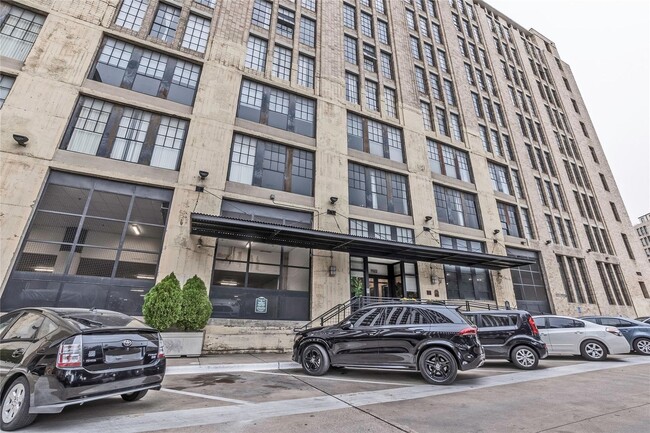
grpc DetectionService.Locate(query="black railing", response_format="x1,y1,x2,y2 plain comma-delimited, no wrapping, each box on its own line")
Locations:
293,296,509,332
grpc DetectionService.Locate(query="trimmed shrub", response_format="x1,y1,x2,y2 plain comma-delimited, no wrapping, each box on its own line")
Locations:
177,275,213,331
142,273,182,331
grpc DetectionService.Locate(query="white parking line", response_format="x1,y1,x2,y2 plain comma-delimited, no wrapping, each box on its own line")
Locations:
160,388,250,405
20,357,650,433
248,370,410,386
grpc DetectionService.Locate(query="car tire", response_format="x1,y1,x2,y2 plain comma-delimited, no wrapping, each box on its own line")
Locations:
633,338,650,356
418,347,458,385
121,390,149,402
1,376,37,431
510,345,539,370
580,340,607,361
301,344,330,376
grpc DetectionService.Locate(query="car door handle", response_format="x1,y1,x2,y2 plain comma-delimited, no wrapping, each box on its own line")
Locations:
574,331,583,335
540,332,548,336
11,349,25,358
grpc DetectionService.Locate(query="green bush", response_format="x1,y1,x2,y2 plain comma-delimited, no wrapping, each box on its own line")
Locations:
177,275,213,331
142,273,182,331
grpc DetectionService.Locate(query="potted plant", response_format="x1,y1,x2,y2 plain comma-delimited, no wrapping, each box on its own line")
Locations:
142,273,213,357
351,276,365,297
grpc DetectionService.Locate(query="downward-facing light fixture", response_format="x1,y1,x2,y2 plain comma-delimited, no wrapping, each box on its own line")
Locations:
131,224,141,236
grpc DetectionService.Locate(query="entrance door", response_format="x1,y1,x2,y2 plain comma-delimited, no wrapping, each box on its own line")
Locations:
369,277,391,298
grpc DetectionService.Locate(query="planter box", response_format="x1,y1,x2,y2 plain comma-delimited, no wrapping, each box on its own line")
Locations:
161,331,205,357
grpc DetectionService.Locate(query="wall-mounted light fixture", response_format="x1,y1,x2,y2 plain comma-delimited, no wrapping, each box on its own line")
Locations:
545,240,552,245
329,265,337,277
329,196,338,204
270,194,275,201
198,170,209,180
425,215,433,222
586,248,592,253
493,229,500,235
245,241,251,249
13,134,29,146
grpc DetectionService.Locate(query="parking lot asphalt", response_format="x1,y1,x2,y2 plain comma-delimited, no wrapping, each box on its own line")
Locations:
19,354,650,433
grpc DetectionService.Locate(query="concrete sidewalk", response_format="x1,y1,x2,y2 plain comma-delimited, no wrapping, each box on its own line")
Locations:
165,353,300,375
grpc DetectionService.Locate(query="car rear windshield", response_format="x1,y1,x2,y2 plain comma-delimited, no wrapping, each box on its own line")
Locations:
56,311,147,329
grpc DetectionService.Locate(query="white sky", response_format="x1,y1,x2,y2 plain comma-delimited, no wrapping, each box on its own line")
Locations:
485,0,650,224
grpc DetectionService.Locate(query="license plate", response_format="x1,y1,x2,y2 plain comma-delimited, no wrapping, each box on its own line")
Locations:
105,348,144,363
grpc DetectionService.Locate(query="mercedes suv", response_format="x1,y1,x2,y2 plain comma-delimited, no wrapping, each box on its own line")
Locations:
293,303,484,385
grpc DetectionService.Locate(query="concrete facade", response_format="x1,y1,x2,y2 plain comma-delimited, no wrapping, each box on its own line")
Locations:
634,213,650,264
1,0,649,353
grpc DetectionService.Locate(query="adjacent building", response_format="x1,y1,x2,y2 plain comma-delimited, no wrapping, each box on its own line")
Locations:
1,0,649,352
635,213,650,264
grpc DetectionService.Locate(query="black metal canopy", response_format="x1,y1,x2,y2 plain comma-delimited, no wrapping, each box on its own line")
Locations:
190,213,535,270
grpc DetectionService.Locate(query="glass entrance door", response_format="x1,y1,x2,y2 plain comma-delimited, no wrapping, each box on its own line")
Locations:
369,277,391,298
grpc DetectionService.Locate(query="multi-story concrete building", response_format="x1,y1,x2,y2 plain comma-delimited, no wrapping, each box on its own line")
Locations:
635,213,650,264
2,0,649,352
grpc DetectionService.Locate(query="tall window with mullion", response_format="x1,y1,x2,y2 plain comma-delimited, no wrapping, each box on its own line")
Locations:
434,184,480,229
149,2,181,42
60,96,188,170
272,45,292,81
349,219,414,244
427,140,472,183
347,112,404,163
115,0,149,31
0,4,45,62
297,55,314,88
440,235,493,300
488,162,511,195
181,14,211,53
496,201,521,237
299,16,316,47
348,163,410,215
237,80,316,137
90,37,201,106
251,0,272,29
245,35,268,71
277,7,295,38
228,134,314,196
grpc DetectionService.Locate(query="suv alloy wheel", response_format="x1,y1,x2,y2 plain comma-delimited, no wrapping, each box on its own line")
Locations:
510,345,539,370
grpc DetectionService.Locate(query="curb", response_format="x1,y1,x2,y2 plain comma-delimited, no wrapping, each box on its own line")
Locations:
166,361,300,375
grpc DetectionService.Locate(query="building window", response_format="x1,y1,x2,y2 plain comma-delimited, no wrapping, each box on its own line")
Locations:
196,0,216,7
343,3,356,29
302,0,316,12
297,55,315,88
589,146,599,163
429,73,441,100
436,108,448,136
621,234,635,260
427,140,472,182
211,238,311,320
277,7,295,39
1,172,172,314
488,163,511,195
363,43,376,72
415,67,427,94
344,36,357,64
384,87,397,118
272,45,292,80
115,0,148,31
345,72,359,104
228,134,314,196
0,74,16,108
521,208,534,240
90,37,202,106
599,173,610,191
596,262,631,306
0,5,45,62
410,37,421,60
377,20,389,44
437,50,448,72
639,281,649,299
443,80,456,106
149,3,181,42
350,219,414,244
450,113,462,141
245,35,268,71
347,112,404,162
497,202,521,237
182,14,210,53
237,80,316,137
545,214,557,243
434,184,480,229
610,202,621,222
251,0,272,29
421,102,433,131
440,236,493,301
60,96,188,170
299,16,316,47
365,80,379,111
360,12,373,37
348,163,410,215
580,121,589,138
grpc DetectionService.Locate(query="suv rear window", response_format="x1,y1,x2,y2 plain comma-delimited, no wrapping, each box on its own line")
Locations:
480,314,519,327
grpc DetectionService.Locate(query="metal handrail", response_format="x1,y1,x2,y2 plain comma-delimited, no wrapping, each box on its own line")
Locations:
293,296,509,332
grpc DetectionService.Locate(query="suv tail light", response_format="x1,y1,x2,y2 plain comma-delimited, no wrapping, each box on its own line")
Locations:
157,334,165,359
528,316,540,336
605,327,622,337
459,327,477,336
56,335,82,368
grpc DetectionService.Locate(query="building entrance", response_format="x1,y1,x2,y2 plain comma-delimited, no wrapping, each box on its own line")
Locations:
351,256,418,299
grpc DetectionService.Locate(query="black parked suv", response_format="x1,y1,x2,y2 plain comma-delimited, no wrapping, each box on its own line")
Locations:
293,303,485,385
462,310,548,370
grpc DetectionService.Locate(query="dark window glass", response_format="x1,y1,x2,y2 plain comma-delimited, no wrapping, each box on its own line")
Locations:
347,113,404,163
348,163,410,215
434,185,480,229
3,313,45,340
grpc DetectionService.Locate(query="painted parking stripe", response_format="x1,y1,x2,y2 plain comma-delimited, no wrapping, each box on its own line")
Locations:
248,370,410,386
20,357,650,433
166,361,300,375
160,388,250,405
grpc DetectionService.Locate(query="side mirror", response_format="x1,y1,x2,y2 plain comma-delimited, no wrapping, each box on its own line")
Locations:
340,320,353,330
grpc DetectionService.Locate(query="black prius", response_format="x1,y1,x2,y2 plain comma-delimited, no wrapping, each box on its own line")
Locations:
292,303,484,385
0,308,166,431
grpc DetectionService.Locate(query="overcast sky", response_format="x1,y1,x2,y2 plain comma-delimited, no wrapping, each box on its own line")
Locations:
486,0,650,224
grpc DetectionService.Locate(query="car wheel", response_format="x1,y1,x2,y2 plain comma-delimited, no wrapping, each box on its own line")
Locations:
633,338,650,356
121,390,149,402
1,376,37,431
510,345,539,370
301,344,330,376
418,347,458,385
580,340,607,361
